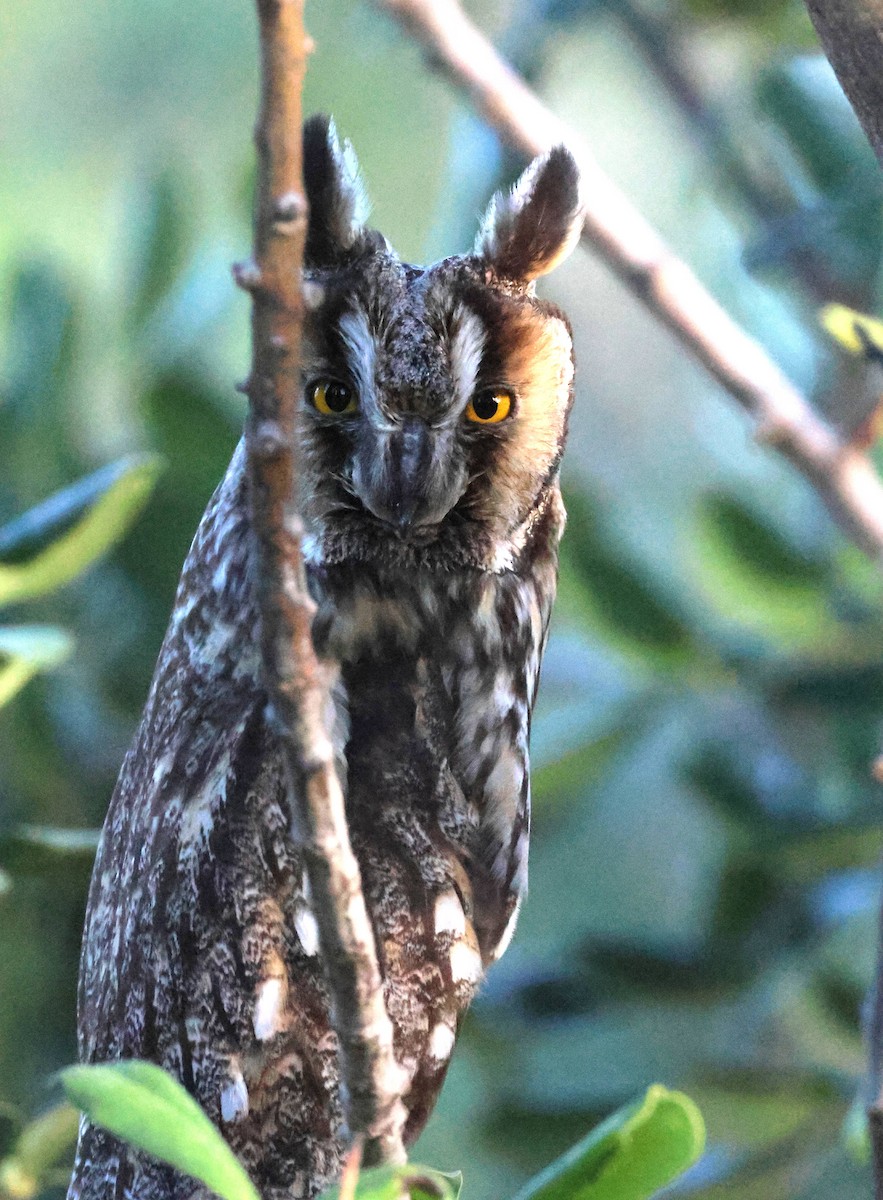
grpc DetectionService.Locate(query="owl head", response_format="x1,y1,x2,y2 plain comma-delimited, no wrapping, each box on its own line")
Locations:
299,115,582,573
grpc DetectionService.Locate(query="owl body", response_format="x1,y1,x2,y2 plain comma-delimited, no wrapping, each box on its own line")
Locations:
70,118,580,1200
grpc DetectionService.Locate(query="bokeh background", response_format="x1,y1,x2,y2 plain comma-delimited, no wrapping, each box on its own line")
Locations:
2,0,883,1195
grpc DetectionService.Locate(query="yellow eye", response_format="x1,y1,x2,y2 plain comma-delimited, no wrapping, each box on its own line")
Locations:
309,380,358,416
465,389,513,424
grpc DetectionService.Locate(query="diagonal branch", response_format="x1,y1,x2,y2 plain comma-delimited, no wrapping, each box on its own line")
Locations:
376,0,883,564
238,0,407,1169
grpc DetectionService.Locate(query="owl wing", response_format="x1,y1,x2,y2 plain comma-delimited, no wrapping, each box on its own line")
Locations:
72,446,349,1200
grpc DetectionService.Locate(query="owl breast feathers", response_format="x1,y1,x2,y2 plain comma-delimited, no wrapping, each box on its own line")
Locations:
69,116,582,1200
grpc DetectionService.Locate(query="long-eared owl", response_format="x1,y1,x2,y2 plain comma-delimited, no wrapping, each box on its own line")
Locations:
69,116,582,1200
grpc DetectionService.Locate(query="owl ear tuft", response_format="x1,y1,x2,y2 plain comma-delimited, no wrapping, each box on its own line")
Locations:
475,146,582,283
303,115,371,267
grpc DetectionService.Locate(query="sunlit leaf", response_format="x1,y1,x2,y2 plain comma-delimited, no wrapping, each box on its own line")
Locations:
510,1085,705,1200
0,455,162,608
820,304,883,362
0,1103,79,1200
0,626,73,708
0,825,100,875
321,1165,462,1200
61,1061,259,1200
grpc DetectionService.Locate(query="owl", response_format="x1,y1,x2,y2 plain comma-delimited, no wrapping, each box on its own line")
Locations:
69,116,581,1200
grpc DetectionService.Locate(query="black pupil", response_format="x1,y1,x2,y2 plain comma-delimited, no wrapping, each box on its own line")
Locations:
325,383,351,412
473,392,499,420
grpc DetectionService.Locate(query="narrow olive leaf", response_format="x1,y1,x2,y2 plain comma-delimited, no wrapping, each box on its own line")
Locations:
0,455,163,609
820,304,883,361
0,1103,80,1200
61,1062,260,1200
510,1085,706,1200
0,824,100,875
0,626,73,708
320,1164,462,1200
0,459,152,560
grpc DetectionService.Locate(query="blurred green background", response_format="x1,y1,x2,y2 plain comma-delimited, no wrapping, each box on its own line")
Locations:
2,0,883,1196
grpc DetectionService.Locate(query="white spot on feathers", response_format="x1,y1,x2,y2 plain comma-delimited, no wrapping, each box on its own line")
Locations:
449,941,483,985
295,905,320,956
429,1022,456,1062
434,890,466,939
253,976,285,1041
220,1070,249,1123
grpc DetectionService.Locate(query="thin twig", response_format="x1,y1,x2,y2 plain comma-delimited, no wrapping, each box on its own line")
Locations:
375,0,883,563
239,0,407,1168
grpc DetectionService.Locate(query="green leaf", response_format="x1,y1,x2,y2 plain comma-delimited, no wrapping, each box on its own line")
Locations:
0,825,100,876
320,1164,462,1200
61,1061,259,1200
692,491,836,648
700,494,827,587
0,455,163,609
510,1085,705,1200
0,626,73,708
0,1103,80,1200
562,491,698,662
758,56,879,196
842,1093,871,1165
126,169,192,329
0,459,155,563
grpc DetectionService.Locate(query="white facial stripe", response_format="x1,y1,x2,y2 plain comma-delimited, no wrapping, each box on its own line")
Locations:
450,307,486,410
338,308,376,405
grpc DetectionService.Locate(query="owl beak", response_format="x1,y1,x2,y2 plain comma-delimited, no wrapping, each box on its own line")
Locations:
353,416,464,537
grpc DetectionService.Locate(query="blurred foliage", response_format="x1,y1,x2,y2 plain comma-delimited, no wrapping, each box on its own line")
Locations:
2,0,883,1198
60,1064,702,1200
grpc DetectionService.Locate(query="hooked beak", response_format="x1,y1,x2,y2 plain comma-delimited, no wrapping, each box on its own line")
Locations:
352,415,467,537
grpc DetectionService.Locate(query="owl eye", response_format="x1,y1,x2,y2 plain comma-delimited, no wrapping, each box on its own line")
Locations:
309,380,358,416
465,389,513,425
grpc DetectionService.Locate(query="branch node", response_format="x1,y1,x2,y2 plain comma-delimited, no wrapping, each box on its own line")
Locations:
754,419,790,448
273,190,308,233
233,259,265,294
250,418,289,459
303,280,326,310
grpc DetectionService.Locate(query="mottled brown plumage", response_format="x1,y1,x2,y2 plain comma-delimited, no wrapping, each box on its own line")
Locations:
69,117,581,1200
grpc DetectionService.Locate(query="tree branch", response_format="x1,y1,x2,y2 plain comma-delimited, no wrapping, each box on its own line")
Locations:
376,0,883,564
238,0,407,1169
